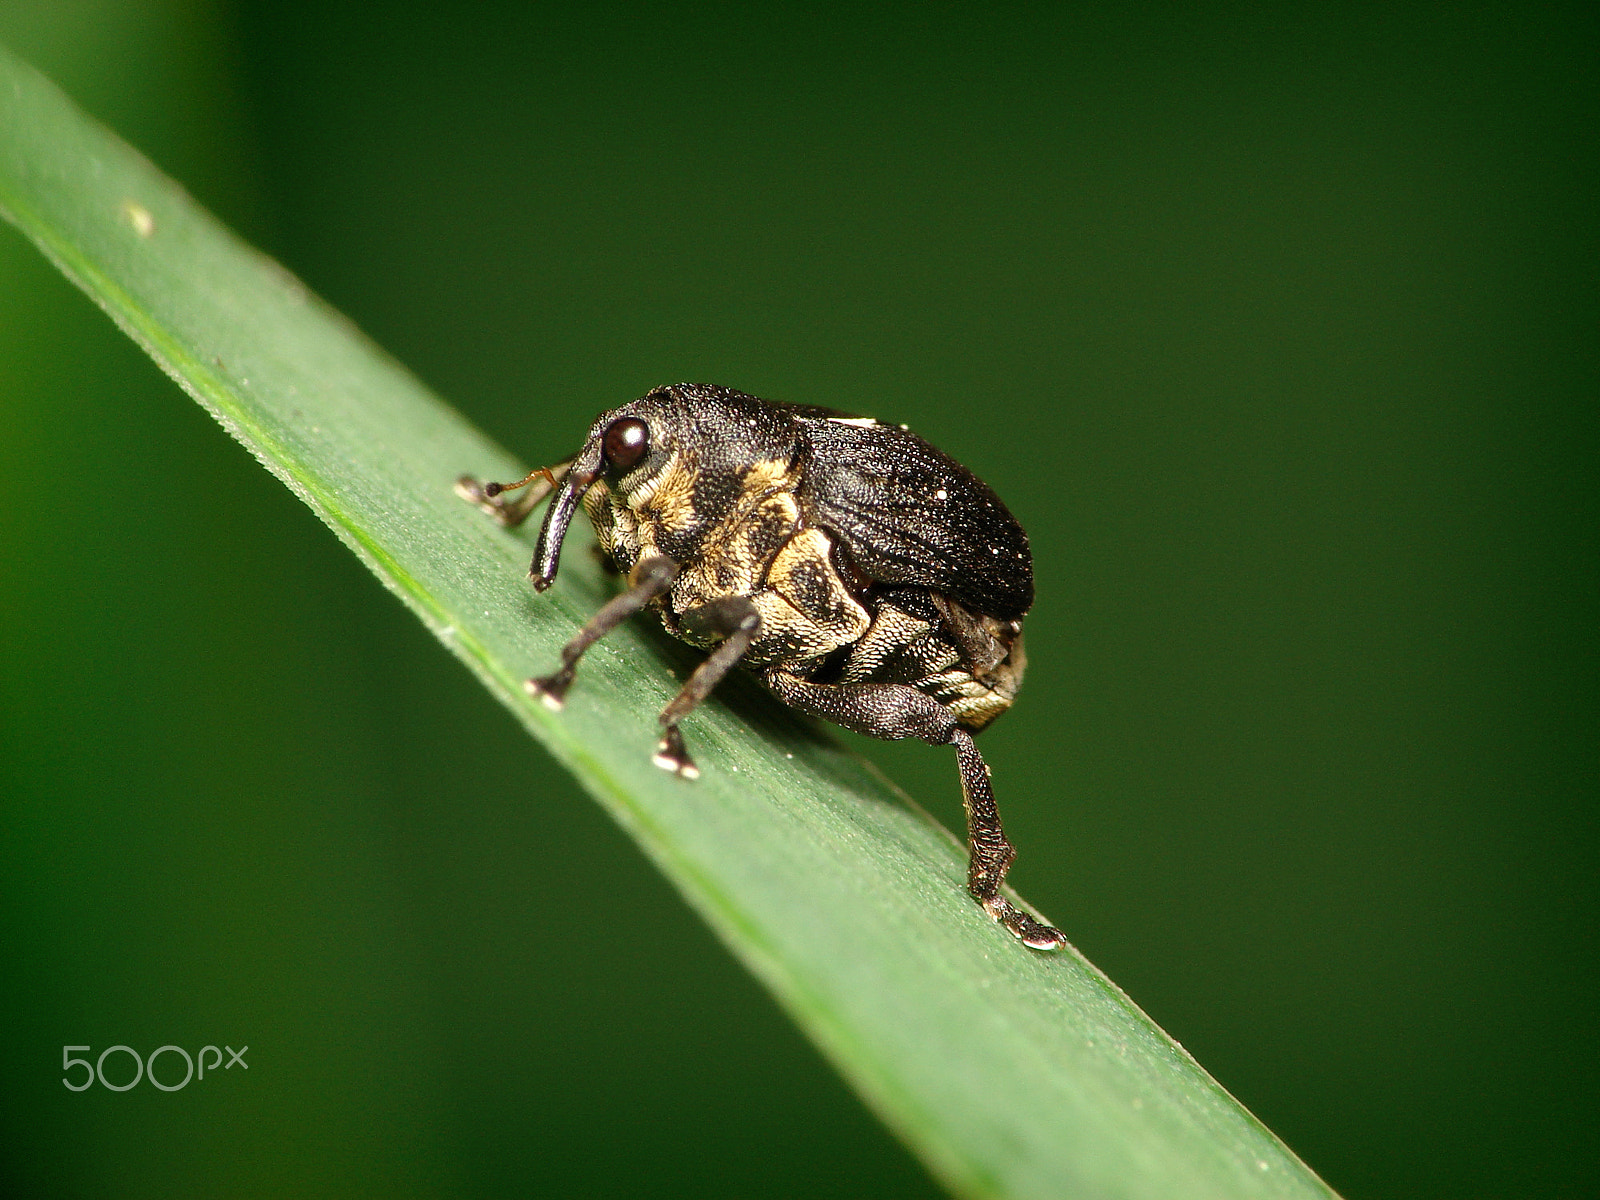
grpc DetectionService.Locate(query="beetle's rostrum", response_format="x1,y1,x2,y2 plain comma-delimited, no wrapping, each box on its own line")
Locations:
457,383,1064,950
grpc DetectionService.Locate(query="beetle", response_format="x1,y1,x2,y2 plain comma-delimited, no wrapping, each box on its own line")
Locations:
457,383,1064,949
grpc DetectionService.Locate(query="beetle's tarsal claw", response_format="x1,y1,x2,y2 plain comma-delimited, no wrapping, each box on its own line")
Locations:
982,896,1067,951
652,727,700,779
524,670,572,710
1022,927,1068,951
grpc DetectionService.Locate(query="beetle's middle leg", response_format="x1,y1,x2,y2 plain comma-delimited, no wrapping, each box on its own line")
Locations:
764,671,1065,950
652,596,763,779
526,554,679,709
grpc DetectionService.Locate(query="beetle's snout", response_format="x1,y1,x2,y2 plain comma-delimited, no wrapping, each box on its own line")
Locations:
530,446,603,589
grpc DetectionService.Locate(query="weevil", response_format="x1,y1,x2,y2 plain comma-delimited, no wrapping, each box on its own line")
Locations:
457,383,1064,949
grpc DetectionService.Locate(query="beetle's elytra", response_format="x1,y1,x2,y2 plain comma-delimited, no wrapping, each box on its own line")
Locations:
457,383,1064,950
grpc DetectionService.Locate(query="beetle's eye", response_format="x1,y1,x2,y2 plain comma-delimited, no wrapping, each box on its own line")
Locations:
602,417,650,472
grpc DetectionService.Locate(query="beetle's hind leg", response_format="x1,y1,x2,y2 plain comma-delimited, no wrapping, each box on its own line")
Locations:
652,597,763,779
764,672,1065,950
526,555,678,709
948,728,1066,950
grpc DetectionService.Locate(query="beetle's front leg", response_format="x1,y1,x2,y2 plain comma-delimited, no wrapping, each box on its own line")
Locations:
526,555,679,709
764,671,1065,950
652,597,763,779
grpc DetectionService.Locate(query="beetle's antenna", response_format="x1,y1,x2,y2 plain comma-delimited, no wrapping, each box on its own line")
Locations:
483,464,559,498
455,459,573,528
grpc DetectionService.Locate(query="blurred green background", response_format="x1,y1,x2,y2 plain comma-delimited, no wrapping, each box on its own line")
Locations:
1,2,1593,1196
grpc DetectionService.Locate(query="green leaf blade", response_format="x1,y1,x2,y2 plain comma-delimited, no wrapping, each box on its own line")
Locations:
0,43,1337,1200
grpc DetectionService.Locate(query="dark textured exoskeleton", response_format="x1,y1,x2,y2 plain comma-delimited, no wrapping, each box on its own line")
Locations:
457,383,1064,949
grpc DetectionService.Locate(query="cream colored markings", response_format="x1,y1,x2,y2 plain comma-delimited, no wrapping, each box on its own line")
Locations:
693,455,804,592
838,601,1020,731
740,455,801,498
943,679,1015,730
838,605,933,684
733,492,802,591
670,492,801,625
634,452,700,538
928,640,1023,731
745,592,833,665
638,455,797,568
736,529,873,668
766,529,870,646
582,483,624,562
603,451,695,573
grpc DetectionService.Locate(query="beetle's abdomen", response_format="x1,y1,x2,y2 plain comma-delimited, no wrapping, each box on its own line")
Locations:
829,592,1025,732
